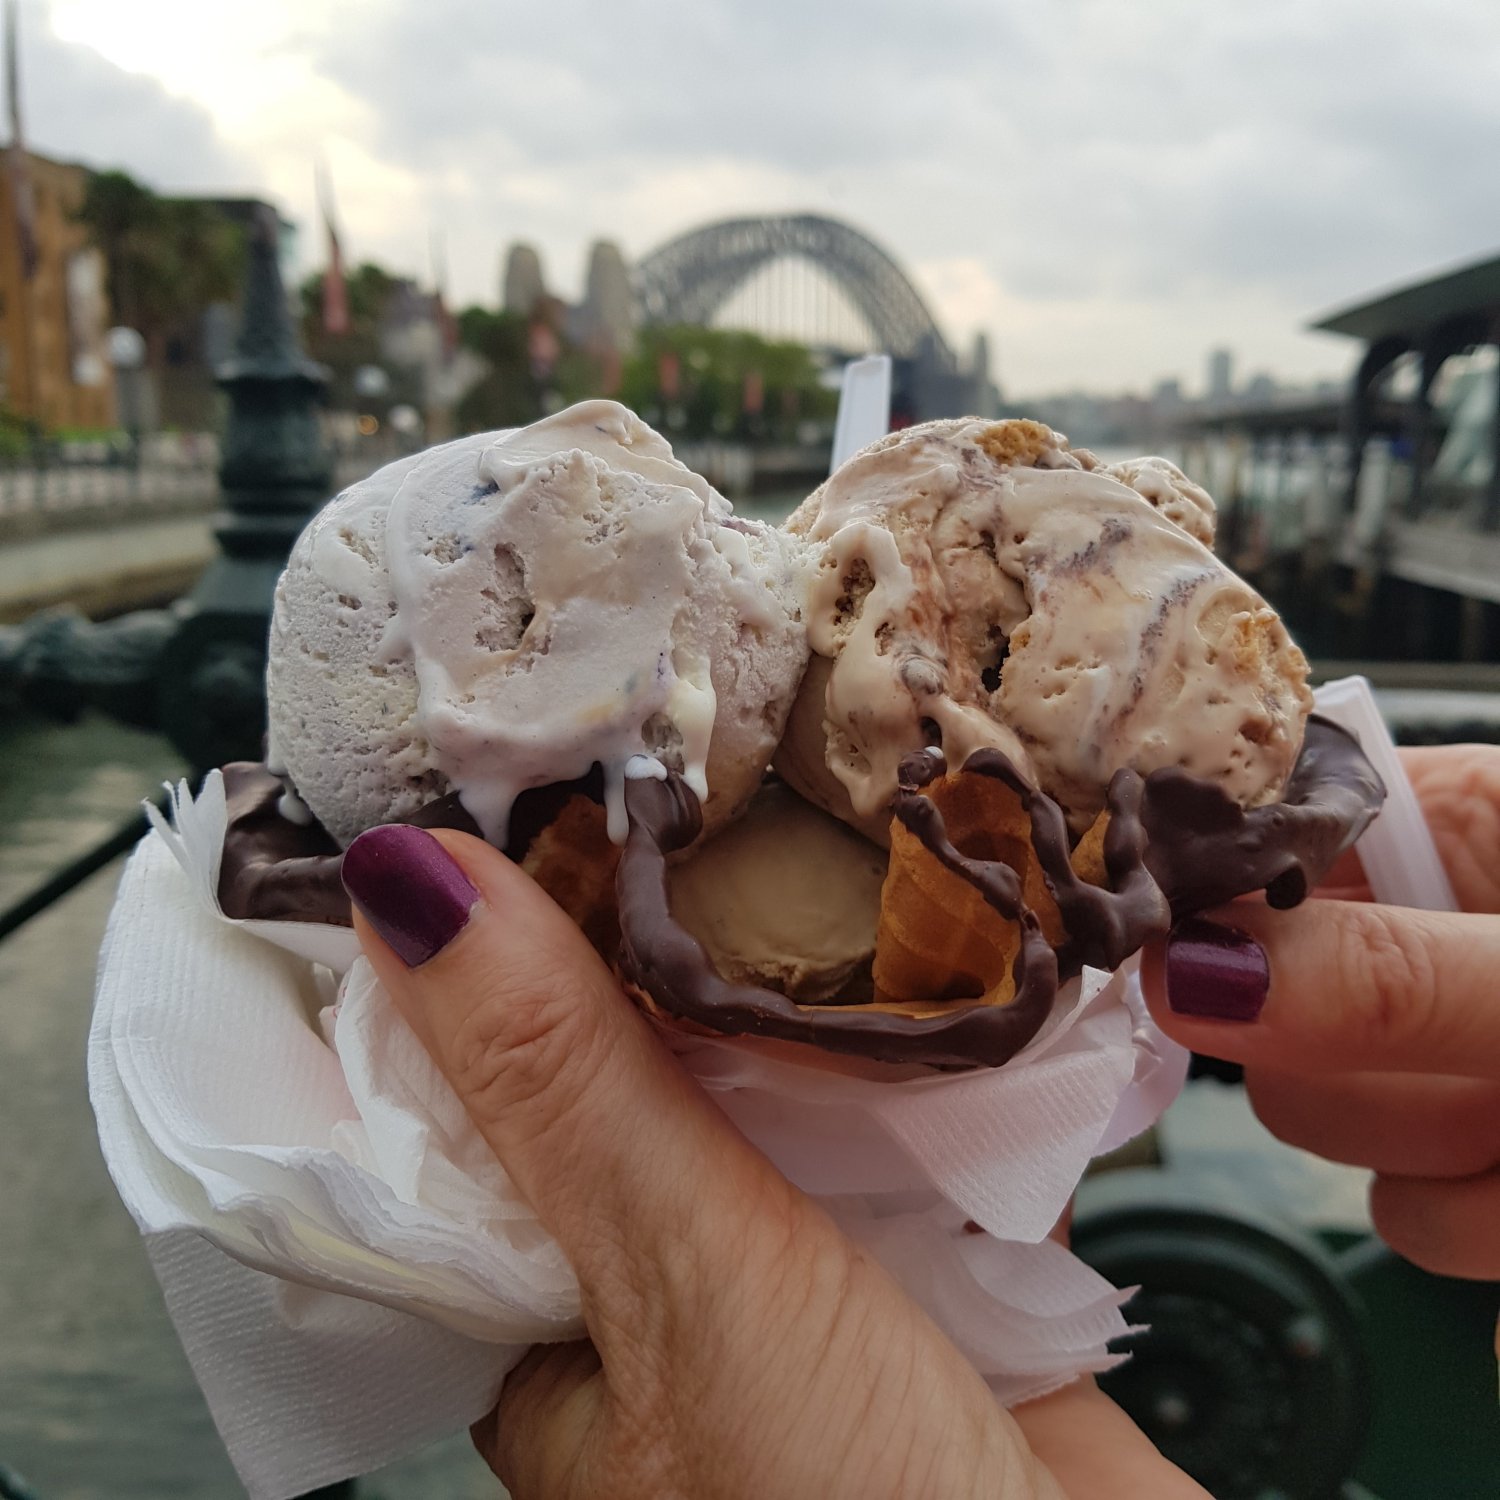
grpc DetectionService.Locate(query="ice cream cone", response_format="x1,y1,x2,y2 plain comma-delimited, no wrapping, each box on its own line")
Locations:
520,794,622,959
872,767,1082,1010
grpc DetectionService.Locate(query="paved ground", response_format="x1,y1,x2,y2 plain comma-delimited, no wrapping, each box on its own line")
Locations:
0,514,216,622
0,713,499,1499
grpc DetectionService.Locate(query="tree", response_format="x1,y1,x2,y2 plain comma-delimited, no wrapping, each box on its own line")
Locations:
76,170,243,370
452,306,539,431
619,326,837,442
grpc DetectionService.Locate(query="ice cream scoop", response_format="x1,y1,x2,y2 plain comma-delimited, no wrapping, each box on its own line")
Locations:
266,401,810,849
777,418,1313,841
667,780,888,1003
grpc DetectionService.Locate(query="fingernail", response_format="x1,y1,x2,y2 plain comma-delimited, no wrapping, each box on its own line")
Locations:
1165,915,1269,1021
341,825,480,967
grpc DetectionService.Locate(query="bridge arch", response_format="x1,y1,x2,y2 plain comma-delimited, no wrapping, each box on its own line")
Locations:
633,214,955,367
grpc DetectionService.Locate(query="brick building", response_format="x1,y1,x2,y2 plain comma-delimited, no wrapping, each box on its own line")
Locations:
0,149,114,430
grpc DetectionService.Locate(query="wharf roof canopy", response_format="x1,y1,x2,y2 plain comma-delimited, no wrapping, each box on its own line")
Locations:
1312,251,1500,343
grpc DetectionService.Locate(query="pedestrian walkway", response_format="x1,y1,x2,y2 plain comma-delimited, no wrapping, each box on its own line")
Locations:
0,513,215,622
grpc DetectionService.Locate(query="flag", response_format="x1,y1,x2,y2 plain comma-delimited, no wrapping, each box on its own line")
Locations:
742,368,764,416
657,348,680,401
5,0,36,281
316,160,349,336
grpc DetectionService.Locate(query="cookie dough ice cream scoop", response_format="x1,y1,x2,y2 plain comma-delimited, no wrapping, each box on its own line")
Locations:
776,418,1313,842
603,418,1383,1070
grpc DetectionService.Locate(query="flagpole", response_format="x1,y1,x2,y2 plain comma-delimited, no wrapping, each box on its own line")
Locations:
4,0,38,424
315,153,349,337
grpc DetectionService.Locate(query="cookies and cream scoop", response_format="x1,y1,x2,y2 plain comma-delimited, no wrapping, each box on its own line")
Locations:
266,401,810,849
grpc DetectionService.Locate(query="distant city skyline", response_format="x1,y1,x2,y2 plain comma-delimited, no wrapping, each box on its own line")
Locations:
29,0,1500,394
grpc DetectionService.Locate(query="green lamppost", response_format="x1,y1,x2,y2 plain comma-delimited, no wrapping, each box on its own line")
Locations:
157,205,332,770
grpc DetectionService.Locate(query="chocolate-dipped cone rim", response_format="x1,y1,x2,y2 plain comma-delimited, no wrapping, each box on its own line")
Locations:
615,770,1050,1069
217,715,1387,1072
614,716,1386,1072
1139,716,1387,914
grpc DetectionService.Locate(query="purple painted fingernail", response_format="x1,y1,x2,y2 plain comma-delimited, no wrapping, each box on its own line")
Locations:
1165,916,1269,1021
341,825,480,968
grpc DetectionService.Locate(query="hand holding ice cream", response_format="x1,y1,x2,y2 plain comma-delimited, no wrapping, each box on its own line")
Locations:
340,819,1210,1500
1144,740,1500,1286
91,398,1391,1495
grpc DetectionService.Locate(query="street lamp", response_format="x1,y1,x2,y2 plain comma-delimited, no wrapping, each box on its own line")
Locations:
107,324,148,465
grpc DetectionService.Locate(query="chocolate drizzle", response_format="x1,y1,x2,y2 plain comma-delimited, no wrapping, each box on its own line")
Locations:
217,764,350,924
218,715,1386,1071
614,745,1171,1071
615,768,1059,1069
1139,717,1385,915
215,763,596,923
938,752,1171,975
613,721,1383,1071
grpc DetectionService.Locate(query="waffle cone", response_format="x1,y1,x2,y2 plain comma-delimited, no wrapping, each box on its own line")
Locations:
520,794,621,959
872,769,1100,1010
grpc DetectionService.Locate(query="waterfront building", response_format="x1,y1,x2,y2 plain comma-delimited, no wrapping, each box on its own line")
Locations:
1177,249,1500,660
1206,346,1233,404
0,148,114,430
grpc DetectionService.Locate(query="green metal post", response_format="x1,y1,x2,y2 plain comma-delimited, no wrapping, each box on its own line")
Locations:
156,205,331,771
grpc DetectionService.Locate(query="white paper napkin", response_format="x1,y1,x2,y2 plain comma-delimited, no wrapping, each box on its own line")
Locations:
91,774,1188,1499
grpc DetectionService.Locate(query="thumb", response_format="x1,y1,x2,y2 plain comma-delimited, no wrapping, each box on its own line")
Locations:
341,823,774,1283
1142,899,1500,1079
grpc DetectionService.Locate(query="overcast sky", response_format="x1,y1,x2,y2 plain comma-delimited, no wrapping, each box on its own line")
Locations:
34,0,1500,396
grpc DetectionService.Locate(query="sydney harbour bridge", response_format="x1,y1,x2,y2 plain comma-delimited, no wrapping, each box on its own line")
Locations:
502,212,999,422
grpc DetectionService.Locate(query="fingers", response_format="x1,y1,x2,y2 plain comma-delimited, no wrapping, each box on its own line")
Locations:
1369,1169,1500,1280
1012,1381,1211,1500
1399,744,1500,914
1141,900,1500,1079
1313,743,1500,909
342,824,777,1288
478,1341,604,1495
1246,1070,1500,1178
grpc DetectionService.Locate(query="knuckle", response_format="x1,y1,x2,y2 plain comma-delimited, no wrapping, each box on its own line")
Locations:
1243,1071,1304,1141
1327,904,1439,1057
1368,1175,1443,1273
1372,1169,1500,1280
444,955,607,1132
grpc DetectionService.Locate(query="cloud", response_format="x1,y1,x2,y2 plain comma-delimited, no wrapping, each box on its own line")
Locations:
26,1,251,190
42,0,1500,391
297,0,1500,391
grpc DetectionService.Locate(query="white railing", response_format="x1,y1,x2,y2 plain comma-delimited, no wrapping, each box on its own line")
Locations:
0,434,383,538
